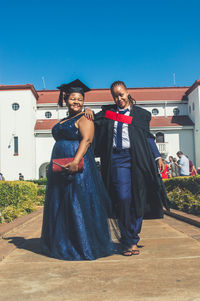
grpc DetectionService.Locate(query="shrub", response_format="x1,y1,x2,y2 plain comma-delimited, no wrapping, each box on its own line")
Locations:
28,178,47,186
164,176,200,216
0,181,45,223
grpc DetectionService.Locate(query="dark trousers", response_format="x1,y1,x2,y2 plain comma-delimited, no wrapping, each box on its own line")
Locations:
111,149,143,247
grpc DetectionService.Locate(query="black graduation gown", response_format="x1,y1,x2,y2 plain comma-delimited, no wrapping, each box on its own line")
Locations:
93,104,169,219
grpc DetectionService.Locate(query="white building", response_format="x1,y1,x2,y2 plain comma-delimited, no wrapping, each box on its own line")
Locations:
0,80,200,180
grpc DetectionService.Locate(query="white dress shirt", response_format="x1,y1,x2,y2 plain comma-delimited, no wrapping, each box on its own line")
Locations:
113,106,131,149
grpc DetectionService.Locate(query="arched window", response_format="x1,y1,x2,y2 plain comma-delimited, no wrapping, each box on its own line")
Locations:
192,103,195,111
152,108,159,115
173,108,180,116
156,132,164,143
45,111,52,118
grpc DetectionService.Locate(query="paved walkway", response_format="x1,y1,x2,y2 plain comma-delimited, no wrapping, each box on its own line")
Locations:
0,211,200,301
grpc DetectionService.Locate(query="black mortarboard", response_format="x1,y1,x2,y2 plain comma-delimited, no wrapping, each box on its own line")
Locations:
57,79,90,107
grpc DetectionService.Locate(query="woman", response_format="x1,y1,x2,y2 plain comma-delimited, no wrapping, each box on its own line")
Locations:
171,158,179,177
189,160,197,176
161,160,169,179
41,79,118,261
86,80,169,256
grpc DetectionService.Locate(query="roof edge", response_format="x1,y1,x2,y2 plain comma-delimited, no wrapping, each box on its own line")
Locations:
0,84,39,99
185,79,200,96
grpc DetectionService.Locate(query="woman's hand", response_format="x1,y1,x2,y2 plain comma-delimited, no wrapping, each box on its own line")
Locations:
84,108,94,120
157,158,164,173
64,161,79,173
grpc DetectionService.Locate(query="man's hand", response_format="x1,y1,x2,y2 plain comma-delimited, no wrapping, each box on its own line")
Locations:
157,158,164,174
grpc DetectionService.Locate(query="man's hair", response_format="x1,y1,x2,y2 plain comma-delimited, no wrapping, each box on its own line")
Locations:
176,151,183,156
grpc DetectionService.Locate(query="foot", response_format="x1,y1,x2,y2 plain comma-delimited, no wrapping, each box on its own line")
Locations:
122,250,133,256
131,244,140,255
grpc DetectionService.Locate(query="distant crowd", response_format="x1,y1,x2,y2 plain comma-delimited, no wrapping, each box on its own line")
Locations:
0,172,24,181
161,151,200,179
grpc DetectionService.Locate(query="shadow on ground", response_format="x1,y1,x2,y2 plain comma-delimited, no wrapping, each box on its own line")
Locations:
3,237,43,256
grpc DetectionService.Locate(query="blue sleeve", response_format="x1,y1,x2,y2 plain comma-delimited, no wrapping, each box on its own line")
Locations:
147,138,161,159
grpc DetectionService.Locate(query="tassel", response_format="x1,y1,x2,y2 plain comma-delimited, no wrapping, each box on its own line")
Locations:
58,90,63,107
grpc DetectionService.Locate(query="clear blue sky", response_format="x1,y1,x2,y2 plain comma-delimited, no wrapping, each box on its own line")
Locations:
0,0,200,90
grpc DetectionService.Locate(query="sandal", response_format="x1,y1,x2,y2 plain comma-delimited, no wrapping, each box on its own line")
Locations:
122,250,133,256
131,249,140,255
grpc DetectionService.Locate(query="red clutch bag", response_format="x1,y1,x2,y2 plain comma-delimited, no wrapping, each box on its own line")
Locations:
52,158,84,173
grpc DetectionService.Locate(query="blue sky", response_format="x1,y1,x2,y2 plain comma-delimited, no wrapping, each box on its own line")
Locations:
0,0,200,90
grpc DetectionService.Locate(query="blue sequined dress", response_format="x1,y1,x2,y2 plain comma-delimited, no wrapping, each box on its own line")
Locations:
41,114,115,260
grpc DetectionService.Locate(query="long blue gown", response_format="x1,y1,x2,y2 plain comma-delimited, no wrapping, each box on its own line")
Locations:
41,114,116,260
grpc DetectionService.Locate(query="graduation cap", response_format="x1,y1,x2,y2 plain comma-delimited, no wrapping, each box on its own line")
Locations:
57,79,90,107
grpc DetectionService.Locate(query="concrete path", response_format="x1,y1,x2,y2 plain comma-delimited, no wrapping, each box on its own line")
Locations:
0,211,200,301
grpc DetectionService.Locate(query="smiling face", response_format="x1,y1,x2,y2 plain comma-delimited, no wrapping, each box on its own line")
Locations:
65,92,84,115
111,84,130,109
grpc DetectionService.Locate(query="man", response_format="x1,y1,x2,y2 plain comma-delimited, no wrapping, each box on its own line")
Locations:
176,151,190,176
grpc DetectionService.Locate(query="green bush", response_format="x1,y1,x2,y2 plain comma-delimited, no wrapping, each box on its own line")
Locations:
0,181,45,223
28,178,47,186
164,176,200,216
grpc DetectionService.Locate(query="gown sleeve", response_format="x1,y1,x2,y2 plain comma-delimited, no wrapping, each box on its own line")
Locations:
93,110,106,157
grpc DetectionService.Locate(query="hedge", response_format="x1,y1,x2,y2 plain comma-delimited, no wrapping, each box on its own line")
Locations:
164,176,200,216
28,178,47,186
0,181,45,223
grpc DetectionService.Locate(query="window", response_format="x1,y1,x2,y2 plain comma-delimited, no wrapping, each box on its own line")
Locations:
12,103,20,111
45,111,52,118
152,108,159,115
192,103,195,111
156,132,164,143
14,136,18,155
189,105,191,114
173,108,180,116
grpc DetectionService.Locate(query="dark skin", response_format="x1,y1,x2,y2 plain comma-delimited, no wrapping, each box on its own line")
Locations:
85,84,165,255
63,92,94,173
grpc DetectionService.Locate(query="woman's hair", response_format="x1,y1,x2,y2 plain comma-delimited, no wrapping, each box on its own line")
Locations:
110,81,136,104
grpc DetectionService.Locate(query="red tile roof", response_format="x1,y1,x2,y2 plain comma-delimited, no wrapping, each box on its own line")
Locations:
150,116,194,128
34,119,59,130
0,84,39,99
35,115,194,131
37,86,189,104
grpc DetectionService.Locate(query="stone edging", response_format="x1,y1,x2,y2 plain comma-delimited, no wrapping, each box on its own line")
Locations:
164,208,200,228
0,207,43,238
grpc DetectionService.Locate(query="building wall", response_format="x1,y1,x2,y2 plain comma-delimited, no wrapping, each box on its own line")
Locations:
0,90,36,180
151,128,194,162
0,87,198,180
188,86,200,166
35,134,55,178
144,103,188,116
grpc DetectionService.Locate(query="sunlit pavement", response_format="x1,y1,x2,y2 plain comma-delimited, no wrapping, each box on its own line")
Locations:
0,209,200,301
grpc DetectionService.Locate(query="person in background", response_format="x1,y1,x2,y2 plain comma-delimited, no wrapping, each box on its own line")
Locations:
171,158,179,177
168,156,173,178
176,151,190,176
189,159,197,176
161,160,169,179
0,173,5,181
19,173,24,181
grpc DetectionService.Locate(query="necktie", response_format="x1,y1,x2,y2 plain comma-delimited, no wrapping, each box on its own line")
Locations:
115,108,129,151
